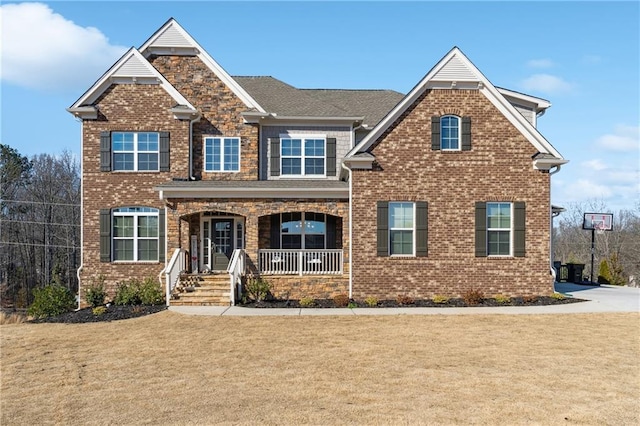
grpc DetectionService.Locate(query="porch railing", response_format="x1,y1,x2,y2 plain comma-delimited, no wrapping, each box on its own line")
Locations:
227,249,245,306
258,249,343,276
162,248,188,306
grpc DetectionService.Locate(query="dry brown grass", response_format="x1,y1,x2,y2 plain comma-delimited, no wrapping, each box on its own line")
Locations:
0,311,26,325
2,312,638,425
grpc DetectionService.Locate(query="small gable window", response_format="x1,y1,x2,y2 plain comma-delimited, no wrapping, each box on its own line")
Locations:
204,137,240,172
441,115,460,150
431,116,472,151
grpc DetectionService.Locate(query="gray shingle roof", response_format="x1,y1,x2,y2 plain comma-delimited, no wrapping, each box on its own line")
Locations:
233,76,404,126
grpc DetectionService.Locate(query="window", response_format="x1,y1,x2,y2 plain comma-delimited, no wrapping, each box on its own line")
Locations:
440,115,460,150
279,212,327,249
112,207,159,261
281,137,325,176
204,137,240,172
487,203,512,256
389,202,415,255
112,132,159,171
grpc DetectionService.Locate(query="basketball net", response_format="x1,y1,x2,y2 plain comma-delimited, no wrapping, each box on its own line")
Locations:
595,223,605,235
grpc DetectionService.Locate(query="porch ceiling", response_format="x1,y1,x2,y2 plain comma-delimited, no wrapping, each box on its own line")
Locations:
155,179,349,200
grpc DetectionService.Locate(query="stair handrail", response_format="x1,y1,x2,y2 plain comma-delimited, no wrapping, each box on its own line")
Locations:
227,249,245,306
163,248,187,306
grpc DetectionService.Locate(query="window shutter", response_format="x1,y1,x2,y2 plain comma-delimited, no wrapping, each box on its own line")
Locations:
416,202,428,257
270,138,280,176
431,116,441,150
326,138,337,176
513,202,526,257
326,215,337,249
270,214,281,249
159,132,170,172
99,209,111,262
377,201,389,257
461,117,471,151
475,202,487,257
158,209,166,262
100,131,111,171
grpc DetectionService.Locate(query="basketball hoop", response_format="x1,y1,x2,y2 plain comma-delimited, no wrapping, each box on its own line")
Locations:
596,223,605,235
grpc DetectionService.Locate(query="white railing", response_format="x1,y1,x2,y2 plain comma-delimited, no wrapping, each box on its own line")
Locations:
162,248,187,306
258,249,343,276
227,249,245,306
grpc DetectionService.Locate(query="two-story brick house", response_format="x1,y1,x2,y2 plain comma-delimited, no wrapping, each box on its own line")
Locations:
68,18,566,306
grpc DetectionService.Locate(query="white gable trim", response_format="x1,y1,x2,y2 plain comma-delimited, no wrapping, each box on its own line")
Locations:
346,47,564,160
139,19,265,113
68,48,196,116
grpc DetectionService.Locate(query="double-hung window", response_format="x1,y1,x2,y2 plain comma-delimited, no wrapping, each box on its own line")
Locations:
281,137,326,176
377,201,428,257
487,202,512,256
204,137,240,172
112,207,159,261
112,132,159,171
389,202,415,255
440,115,460,150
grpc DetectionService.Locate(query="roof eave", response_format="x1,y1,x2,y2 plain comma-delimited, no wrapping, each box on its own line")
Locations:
533,157,569,171
67,106,98,120
155,186,349,200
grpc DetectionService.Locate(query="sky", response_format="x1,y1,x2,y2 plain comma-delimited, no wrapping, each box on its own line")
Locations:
1,1,639,213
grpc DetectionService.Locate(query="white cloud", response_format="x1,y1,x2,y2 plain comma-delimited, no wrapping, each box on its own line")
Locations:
0,3,127,93
595,125,640,152
520,74,573,95
581,159,607,171
557,179,613,202
526,59,554,68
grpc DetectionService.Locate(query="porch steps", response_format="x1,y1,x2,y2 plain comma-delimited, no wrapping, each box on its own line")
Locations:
170,273,231,306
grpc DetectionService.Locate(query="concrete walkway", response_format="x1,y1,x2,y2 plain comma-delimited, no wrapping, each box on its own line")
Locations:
169,283,640,317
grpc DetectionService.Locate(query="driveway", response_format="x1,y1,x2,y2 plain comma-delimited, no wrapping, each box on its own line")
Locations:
554,282,640,313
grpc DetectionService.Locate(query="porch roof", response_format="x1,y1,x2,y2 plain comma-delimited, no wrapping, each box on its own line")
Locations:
154,179,349,200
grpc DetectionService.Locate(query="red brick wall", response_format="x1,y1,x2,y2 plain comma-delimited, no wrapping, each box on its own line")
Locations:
351,89,552,299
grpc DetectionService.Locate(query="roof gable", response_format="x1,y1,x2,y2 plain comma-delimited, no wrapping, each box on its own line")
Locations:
68,48,196,116
347,47,564,161
139,18,264,112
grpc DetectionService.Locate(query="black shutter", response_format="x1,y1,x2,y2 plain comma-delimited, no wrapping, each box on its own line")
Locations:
475,202,487,257
159,132,170,172
326,215,337,249
270,214,281,249
513,202,526,257
99,209,111,262
270,138,280,176
461,117,471,151
100,131,111,171
431,116,441,150
326,138,337,176
158,209,166,262
377,201,389,257
416,202,428,257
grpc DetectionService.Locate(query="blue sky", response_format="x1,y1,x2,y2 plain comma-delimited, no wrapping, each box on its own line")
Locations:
1,1,638,212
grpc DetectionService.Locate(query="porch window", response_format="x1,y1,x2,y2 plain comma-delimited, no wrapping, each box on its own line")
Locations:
112,132,159,171
204,137,240,172
279,212,328,249
281,137,325,176
112,207,159,261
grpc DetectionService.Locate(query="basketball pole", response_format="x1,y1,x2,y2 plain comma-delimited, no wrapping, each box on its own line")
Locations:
590,228,595,283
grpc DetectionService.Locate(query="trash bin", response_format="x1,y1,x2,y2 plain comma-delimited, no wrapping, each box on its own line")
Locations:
566,263,585,283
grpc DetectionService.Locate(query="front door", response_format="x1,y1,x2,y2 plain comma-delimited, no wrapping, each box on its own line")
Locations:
210,219,234,271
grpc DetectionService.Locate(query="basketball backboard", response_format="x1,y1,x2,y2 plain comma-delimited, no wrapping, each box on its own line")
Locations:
583,213,613,231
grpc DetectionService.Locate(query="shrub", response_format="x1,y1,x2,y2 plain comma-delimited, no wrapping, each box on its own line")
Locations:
432,295,449,304
396,295,414,306
551,292,566,300
27,285,76,319
598,259,611,284
494,294,511,304
299,296,315,307
333,293,349,307
462,289,484,305
85,275,107,308
522,295,538,304
244,276,272,302
364,296,378,307
0,311,26,325
114,278,163,306
92,306,107,316
347,301,358,309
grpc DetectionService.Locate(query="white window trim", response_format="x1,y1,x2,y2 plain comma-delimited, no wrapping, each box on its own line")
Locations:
204,137,241,173
112,208,159,262
279,133,327,177
112,132,160,172
487,202,513,257
388,202,416,257
441,115,461,151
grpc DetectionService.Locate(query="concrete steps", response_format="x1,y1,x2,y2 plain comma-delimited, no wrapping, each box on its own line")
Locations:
170,273,231,306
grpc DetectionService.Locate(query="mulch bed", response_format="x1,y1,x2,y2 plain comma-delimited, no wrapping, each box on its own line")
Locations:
30,305,167,324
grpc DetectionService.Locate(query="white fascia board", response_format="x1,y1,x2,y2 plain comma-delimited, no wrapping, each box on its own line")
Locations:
68,48,196,114
156,186,349,200
533,157,569,171
139,19,265,113
243,113,364,126
497,88,551,111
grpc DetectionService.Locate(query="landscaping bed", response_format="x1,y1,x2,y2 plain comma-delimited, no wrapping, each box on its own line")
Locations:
29,304,167,324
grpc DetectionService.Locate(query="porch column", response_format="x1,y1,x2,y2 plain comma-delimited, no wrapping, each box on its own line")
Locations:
244,214,259,274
